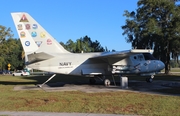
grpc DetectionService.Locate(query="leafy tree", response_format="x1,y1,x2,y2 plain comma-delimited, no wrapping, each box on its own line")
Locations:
66,39,76,52
5,39,24,70
91,40,105,52
0,25,13,43
170,60,179,68
122,0,180,74
0,25,13,70
0,25,24,71
60,35,106,53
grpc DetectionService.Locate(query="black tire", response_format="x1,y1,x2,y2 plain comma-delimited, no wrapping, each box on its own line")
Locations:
104,79,111,86
146,77,153,83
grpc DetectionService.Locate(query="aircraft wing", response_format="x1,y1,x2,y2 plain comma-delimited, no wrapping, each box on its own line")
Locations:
91,49,153,58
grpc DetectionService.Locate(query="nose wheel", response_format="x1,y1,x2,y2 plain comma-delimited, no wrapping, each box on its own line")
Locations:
146,75,154,83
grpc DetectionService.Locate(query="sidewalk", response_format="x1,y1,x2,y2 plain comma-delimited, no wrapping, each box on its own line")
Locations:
0,111,137,116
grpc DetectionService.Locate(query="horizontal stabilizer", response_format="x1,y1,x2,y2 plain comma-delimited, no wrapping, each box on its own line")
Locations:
27,52,53,63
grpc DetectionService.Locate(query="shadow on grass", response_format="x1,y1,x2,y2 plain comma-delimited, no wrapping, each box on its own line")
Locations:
0,74,94,86
0,81,37,85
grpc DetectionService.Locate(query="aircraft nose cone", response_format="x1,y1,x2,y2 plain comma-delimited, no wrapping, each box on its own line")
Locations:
158,61,165,70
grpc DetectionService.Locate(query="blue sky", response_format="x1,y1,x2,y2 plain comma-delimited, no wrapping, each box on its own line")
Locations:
1,0,138,51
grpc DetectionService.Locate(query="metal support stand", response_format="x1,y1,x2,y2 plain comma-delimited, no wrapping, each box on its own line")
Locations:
37,74,56,88
112,75,116,86
120,76,128,89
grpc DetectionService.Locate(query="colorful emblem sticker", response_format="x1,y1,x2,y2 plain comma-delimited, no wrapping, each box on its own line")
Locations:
31,31,37,37
25,24,31,30
19,14,28,22
25,41,30,46
32,24,38,29
40,32,46,38
35,41,42,47
20,31,25,38
47,39,52,45
17,24,23,30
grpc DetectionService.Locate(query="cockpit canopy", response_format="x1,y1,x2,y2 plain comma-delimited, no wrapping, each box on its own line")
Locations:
131,53,156,62
143,53,156,60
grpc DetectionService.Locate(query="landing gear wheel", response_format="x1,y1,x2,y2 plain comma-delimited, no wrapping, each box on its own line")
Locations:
104,79,111,86
89,78,96,84
146,77,153,83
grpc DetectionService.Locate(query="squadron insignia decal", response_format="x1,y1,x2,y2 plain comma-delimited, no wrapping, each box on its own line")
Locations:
40,32,46,38
17,24,23,30
47,39,52,45
20,31,26,38
35,41,42,47
32,24,38,29
19,14,28,22
31,31,37,37
25,41,30,46
25,24,30,30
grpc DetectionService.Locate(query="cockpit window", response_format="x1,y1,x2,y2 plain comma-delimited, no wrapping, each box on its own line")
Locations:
132,54,144,61
143,53,156,60
138,55,144,61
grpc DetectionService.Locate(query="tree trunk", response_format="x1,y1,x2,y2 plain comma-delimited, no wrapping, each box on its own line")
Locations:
165,63,170,74
165,49,170,74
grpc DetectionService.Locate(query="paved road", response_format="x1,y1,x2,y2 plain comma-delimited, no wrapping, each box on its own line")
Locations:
0,111,136,116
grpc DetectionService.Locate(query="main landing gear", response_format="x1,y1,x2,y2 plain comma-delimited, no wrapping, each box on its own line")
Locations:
89,78,111,86
104,79,111,86
89,76,114,86
146,75,154,83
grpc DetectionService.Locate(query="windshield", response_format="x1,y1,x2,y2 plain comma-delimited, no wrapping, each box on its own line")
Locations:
143,53,156,60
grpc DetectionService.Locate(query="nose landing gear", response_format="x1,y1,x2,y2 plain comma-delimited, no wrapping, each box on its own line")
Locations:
146,75,154,83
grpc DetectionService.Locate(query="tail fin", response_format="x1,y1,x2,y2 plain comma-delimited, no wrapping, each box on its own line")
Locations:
11,12,69,55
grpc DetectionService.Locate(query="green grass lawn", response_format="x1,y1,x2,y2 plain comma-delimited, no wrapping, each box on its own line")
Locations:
0,74,180,116
162,68,180,72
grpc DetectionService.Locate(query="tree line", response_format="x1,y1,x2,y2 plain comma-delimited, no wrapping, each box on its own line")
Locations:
0,25,24,71
60,35,110,53
0,26,108,71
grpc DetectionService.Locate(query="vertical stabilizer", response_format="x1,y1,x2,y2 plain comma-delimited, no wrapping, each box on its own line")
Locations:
11,12,69,55
11,13,38,54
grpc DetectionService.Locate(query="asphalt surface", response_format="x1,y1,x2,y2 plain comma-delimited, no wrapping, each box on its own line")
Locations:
13,80,180,96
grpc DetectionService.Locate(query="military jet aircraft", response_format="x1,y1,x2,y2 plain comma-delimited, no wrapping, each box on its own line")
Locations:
11,12,165,86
